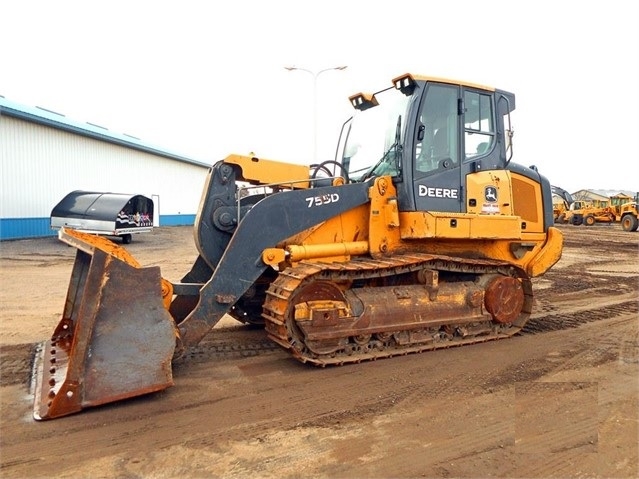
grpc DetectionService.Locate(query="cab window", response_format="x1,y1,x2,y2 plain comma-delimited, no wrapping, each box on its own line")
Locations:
415,84,459,175
464,91,495,158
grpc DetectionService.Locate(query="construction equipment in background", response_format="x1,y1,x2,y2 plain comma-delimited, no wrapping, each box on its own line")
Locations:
553,187,639,231
552,186,573,223
551,187,603,225
554,198,610,226
553,203,567,223
568,201,615,226
609,193,639,231
32,73,564,420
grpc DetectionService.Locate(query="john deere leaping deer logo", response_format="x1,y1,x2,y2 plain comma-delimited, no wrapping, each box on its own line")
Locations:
484,186,498,203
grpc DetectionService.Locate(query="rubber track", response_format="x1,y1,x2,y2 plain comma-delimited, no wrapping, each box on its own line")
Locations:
262,253,532,366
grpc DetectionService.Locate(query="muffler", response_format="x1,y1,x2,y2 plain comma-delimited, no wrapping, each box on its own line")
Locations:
32,228,178,420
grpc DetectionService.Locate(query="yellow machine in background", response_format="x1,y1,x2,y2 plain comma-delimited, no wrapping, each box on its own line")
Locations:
608,194,639,231
553,188,639,231
564,200,613,226
33,73,563,420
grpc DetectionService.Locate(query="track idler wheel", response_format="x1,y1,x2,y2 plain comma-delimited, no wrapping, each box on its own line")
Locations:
484,276,525,324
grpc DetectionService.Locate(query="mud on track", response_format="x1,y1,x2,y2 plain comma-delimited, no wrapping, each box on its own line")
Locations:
1,224,638,478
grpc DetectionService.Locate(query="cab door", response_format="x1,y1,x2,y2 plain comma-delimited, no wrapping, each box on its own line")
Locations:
412,83,462,213
460,89,498,198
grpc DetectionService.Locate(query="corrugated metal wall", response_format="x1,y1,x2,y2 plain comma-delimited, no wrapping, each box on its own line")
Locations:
1,115,210,239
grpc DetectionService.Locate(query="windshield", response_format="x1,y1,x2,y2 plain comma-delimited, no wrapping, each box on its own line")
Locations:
340,87,411,182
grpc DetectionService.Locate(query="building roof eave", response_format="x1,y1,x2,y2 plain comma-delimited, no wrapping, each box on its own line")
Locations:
0,97,211,169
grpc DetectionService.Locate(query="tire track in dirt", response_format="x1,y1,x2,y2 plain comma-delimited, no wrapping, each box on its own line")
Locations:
2,313,636,479
2,293,636,388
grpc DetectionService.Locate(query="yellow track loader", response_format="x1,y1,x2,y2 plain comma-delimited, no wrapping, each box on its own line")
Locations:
32,73,563,420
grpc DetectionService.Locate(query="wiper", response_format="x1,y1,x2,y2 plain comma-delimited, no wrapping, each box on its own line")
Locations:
360,115,402,182
360,144,396,182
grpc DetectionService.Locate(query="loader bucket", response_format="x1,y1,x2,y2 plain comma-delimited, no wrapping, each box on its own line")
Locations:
32,228,178,420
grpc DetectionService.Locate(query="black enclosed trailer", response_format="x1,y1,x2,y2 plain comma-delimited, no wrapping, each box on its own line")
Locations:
50,191,154,243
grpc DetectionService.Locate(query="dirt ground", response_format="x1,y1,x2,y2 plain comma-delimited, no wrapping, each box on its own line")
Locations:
0,224,637,479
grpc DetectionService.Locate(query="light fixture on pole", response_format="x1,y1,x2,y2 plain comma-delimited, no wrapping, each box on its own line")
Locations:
284,65,348,164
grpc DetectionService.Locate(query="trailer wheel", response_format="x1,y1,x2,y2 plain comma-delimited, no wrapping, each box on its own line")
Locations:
584,214,596,226
121,234,133,244
621,215,639,232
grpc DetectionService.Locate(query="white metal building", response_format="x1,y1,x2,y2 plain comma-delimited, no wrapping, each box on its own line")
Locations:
0,96,211,240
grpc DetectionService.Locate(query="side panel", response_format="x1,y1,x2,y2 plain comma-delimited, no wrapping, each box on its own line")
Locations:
465,170,514,217
507,162,554,231
398,212,521,240
510,175,543,233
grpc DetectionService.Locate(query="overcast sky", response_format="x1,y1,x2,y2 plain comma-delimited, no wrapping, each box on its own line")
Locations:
2,0,637,193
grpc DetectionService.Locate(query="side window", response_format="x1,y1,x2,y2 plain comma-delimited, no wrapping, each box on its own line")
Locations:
464,91,494,159
415,84,459,175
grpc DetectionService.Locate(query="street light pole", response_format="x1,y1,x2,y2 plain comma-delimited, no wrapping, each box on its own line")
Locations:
284,65,347,164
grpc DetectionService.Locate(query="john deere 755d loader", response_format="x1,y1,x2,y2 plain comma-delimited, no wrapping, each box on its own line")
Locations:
32,73,563,420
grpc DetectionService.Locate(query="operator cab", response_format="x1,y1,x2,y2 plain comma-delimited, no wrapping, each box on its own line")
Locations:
333,73,516,213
